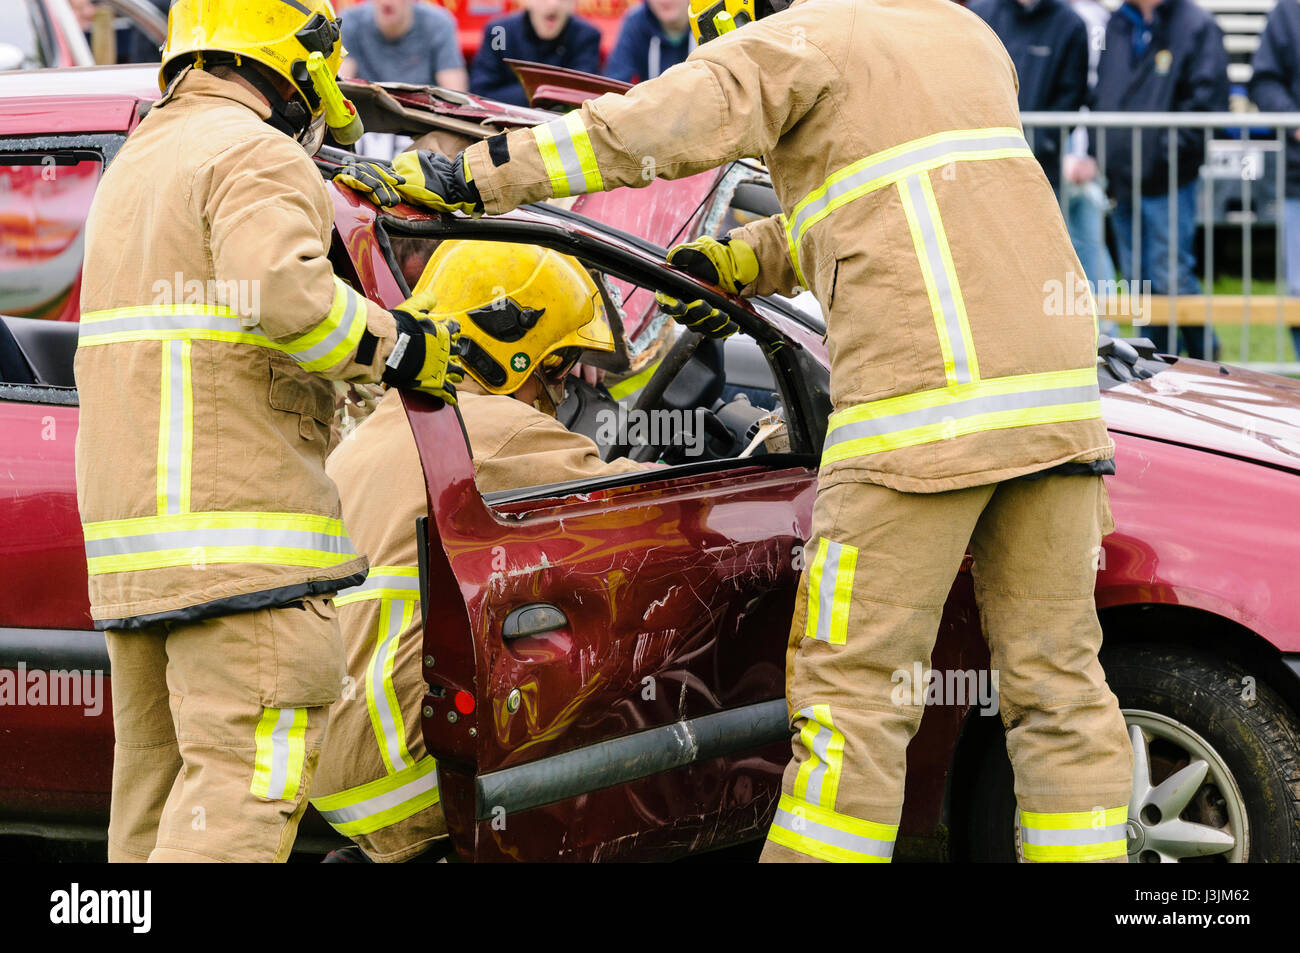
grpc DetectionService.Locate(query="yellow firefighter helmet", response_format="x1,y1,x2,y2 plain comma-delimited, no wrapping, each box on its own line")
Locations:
688,0,759,42
160,0,362,148
413,241,614,397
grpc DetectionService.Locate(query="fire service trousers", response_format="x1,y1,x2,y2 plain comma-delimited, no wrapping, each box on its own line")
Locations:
760,474,1133,863
104,594,343,862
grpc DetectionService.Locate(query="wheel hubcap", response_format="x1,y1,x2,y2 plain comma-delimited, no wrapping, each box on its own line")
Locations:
1123,710,1245,863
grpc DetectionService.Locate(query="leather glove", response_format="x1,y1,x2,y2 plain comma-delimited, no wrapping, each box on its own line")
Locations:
391,150,483,214
666,236,760,295
333,160,405,207
654,291,739,340
383,291,465,403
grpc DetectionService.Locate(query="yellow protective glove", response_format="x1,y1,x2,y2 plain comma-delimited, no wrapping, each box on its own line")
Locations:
333,160,405,207
384,290,465,404
654,291,739,339
666,236,760,295
388,151,484,215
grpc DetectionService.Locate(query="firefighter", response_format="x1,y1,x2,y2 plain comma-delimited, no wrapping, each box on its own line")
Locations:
336,0,1133,863
76,0,463,863
312,241,647,860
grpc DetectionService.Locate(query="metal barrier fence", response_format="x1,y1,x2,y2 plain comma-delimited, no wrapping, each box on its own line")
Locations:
1021,111,1300,375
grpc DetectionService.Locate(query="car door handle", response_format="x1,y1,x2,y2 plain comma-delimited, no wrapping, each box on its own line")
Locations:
501,603,569,640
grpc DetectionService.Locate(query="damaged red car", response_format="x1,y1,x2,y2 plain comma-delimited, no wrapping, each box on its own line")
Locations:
2,64,1300,863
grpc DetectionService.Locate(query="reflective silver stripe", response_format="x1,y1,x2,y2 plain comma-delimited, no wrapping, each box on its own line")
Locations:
163,341,187,514
772,807,895,860
545,116,591,197
788,132,1032,246
266,707,296,800
812,539,847,643
1021,823,1128,847
823,383,1101,453
315,763,438,826
339,574,421,598
83,526,357,558
79,312,249,340
370,602,413,773
899,173,973,384
287,283,362,367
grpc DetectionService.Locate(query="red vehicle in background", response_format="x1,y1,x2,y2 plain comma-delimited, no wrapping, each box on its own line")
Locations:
3,64,1300,863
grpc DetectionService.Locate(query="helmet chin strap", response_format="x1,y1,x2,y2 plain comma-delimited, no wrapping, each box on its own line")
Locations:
230,61,313,140
531,372,567,419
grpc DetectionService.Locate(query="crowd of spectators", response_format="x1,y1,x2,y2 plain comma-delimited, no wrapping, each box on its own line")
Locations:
94,0,1298,359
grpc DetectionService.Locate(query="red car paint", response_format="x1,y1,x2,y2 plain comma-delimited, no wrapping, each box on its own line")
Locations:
3,65,1300,860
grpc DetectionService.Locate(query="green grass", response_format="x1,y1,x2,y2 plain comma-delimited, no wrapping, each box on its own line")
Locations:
1106,277,1297,364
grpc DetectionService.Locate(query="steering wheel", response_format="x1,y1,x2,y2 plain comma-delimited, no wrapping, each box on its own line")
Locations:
602,329,705,462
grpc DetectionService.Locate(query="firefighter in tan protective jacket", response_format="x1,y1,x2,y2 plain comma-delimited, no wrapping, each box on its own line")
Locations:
336,0,1133,862
76,0,463,862
312,241,647,860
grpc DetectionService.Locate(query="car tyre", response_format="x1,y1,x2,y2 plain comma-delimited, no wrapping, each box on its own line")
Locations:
963,644,1300,862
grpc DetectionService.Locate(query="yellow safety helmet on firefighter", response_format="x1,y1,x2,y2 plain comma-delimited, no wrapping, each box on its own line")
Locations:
160,0,363,151
413,241,614,398
688,0,790,43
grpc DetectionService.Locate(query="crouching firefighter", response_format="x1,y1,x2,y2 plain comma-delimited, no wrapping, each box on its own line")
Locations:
335,0,1134,862
312,241,648,860
76,0,462,863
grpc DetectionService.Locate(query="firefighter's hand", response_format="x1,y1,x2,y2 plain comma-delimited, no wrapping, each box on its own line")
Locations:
388,150,484,215
333,160,405,208
654,291,738,339
666,236,759,295
384,292,464,403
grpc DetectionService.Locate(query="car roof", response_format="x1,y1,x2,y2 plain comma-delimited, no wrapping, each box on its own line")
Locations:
0,64,160,101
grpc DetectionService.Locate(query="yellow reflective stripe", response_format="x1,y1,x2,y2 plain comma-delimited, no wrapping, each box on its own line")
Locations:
767,793,896,863
366,597,416,775
804,537,856,645
897,173,979,386
82,511,356,575
822,368,1102,465
156,341,173,516
178,343,193,514
334,565,421,606
802,538,829,642
1022,806,1127,829
791,705,844,809
1020,806,1128,862
918,174,979,383
310,755,439,837
156,340,194,517
607,359,662,401
79,290,370,374
532,111,604,198
284,277,370,373
784,126,1033,285
250,706,309,801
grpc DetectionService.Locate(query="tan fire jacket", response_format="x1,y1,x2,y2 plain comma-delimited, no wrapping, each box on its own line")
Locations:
76,68,401,629
464,0,1113,493
312,386,643,847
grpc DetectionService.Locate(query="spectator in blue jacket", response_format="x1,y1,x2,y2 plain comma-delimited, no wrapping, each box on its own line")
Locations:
1250,0,1300,357
605,0,694,84
1093,0,1228,359
340,0,467,90
470,0,603,107
969,0,1090,192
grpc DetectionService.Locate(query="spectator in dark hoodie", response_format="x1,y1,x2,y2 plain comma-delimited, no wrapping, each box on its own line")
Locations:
1250,0,1300,357
969,0,1090,192
470,0,603,108
605,0,694,84
1093,0,1228,359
